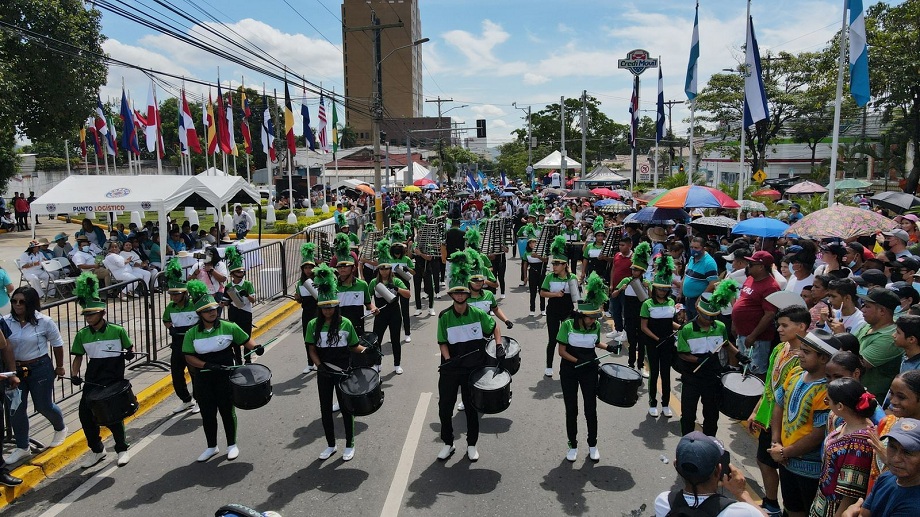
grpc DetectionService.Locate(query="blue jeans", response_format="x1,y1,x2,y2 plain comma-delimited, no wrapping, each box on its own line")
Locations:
736,335,771,375
608,294,624,332
9,355,66,449
684,296,699,322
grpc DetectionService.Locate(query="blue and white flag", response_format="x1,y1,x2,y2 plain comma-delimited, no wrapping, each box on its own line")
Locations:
656,66,665,143
743,16,769,128
685,1,700,100
500,170,510,188
478,170,487,188
848,0,870,107
467,170,479,191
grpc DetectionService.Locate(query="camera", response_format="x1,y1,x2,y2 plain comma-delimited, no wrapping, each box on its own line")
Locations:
193,251,207,259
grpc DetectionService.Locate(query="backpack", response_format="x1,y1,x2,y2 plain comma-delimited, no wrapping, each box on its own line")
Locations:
666,488,735,517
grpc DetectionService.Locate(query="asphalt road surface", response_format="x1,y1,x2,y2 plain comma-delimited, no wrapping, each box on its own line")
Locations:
6,278,760,517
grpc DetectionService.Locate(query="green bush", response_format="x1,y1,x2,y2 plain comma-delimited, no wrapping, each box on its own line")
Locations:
36,157,79,171
267,212,333,234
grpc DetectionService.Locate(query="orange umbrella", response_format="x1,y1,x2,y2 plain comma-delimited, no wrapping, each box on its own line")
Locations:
752,188,781,201
356,184,375,196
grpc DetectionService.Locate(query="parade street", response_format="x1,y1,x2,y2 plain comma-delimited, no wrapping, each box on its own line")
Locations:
4,277,762,517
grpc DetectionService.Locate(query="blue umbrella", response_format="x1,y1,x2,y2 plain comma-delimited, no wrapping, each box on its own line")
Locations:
624,206,690,225
731,217,789,238
500,191,515,197
594,199,623,207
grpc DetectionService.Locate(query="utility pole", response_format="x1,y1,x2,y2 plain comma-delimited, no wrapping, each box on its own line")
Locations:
580,90,587,178
560,96,566,184
426,97,453,183
663,100,684,172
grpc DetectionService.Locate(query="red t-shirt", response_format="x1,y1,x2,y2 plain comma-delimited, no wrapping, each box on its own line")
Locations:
732,275,780,341
611,252,632,287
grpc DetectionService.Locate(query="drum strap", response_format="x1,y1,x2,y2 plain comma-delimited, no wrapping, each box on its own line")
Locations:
666,489,735,516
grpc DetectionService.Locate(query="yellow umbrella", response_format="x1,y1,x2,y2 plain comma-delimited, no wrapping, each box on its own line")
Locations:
403,185,422,192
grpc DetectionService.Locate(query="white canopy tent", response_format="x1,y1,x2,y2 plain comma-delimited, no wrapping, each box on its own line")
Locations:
329,178,370,191
396,162,433,183
532,150,582,170
195,175,262,235
199,167,229,176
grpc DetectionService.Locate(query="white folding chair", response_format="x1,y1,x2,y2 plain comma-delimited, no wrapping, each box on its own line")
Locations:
41,260,75,300
13,258,29,288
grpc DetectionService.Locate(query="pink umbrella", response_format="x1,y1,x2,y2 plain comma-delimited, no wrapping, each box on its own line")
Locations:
784,181,828,195
590,187,620,199
413,178,436,187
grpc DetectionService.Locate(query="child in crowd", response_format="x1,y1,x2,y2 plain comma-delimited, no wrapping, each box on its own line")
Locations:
222,247,255,365
870,370,920,490
842,418,920,516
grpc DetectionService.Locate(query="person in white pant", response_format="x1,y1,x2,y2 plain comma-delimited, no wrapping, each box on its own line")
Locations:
117,241,153,288
19,241,52,298
102,242,143,295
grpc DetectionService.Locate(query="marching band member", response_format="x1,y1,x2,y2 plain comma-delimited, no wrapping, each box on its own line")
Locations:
333,235,374,338
222,246,255,366
558,272,613,462
387,226,415,344
368,240,410,374
613,241,651,377
436,251,501,462
464,227,498,291
70,273,135,468
525,238,547,317
411,216,438,318
162,259,199,414
306,264,376,461
581,216,610,283
182,280,263,463
640,255,679,418
295,243,319,374
541,236,578,378
517,212,539,286
482,201,509,298
468,272,514,329
561,211,582,277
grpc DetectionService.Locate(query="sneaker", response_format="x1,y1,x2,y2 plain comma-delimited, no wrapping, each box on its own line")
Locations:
529,311,535,317
467,446,479,462
615,332,627,342
648,406,660,417
544,368,553,377
428,308,436,316
395,366,403,375
343,447,355,461
603,311,612,319
606,331,617,339
172,400,195,414
404,335,412,343
332,402,340,412
374,365,380,373
500,294,506,299
589,447,600,462
761,501,782,517
641,368,650,379
540,310,546,317
661,407,674,418
318,446,337,460
0,469,22,487
81,451,106,468
197,447,219,462
227,445,239,461
437,445,455,460
50,426,69,447
116,451,131,467
566,448,578,462
191,402,200,414
457,401,465,411
414,309,423,317
519,281,526,287
4,448,31,465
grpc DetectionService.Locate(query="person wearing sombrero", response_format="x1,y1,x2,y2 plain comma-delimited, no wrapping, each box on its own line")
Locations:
517,211,540,286
295,243,320,374
581,216,609,284
368,240,411,374
640,254,679,418
541,236,579,377
334,234,374,339
557,272,614,462
387,227,416,344
51,232,73,259
435,251,501,462
647,226,668,257
161,259,199,414
410,216,438,318
222,246,256,365
19,240,52,298
70,272,135,468
182,279,265,463
306,264,377,462
613,241,652,377
561,211,582,275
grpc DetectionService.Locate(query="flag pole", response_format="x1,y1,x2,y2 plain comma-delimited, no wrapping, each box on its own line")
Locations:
656,56,661,189
263,83,271,190
738,0,752,206
827,0,850,207
688,102,695,186
243,75,251,184
152,84,163,175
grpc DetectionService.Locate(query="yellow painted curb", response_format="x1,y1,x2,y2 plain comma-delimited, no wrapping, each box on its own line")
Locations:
2,300,301,508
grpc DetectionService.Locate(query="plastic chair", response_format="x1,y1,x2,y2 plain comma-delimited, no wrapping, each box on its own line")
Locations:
13,258,29,288
41,260,75,300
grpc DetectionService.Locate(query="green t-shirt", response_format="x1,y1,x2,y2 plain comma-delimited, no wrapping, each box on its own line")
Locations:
71,322,132,385
856,323,901,399
367,277,407,304
469,289,497,313
162,301,199,333
225,279,255,313
556,318,600,347
583,243,603,260
337,278,370,308
304,317,359,367
437,304,496,369
389,256,415,270
676,320,728,354
541,272,575,294
639,298,676,319
182,320,250,367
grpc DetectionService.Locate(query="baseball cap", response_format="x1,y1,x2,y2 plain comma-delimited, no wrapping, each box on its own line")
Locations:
787,245,804,254
857,287,901,312
675,431,726,484
745,250,775,267
722,249,750,262
897,256,920,272
882,418,920,452
892,283,920,303
884,229,911,243
790,203,801,210
896,214,920,223
853,269,888,288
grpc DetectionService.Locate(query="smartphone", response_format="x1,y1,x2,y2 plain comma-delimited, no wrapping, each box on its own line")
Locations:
720,450,731,478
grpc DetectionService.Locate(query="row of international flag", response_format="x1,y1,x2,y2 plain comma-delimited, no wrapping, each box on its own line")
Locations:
79,81,340,164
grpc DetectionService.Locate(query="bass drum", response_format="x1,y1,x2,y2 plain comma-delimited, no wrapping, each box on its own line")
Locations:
469,367,512,414
596,363,642,408
87,380,139,426
337,367,384,416
484,336,521,376
229,364,273,410
719,372,764,421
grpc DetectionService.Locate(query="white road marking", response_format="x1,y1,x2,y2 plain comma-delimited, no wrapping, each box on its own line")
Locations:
380,392,432,517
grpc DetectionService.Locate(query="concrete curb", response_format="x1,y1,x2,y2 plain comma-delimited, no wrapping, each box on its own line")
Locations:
2,299,300,508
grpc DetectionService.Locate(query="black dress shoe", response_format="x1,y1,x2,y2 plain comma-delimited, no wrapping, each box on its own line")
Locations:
0,469,23,487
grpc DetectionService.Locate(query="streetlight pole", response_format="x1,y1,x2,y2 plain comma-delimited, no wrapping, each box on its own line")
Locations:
513,102,533,187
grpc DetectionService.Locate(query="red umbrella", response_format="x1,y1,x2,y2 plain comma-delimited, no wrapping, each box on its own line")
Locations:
648,185,740,209
752,188,781,201
463,199,483,211
590,187,621,199
413,178,435,186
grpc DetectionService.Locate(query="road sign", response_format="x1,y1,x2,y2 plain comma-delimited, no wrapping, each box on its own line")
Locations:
639,164,650,174
617,49,659,76
753,169,767,183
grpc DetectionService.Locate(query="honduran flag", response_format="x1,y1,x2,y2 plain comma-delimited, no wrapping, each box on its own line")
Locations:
119,90,140,155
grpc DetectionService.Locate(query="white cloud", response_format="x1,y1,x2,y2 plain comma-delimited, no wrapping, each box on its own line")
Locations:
523,73,550,85
440,19,528,76
557,23,574,34
471,104,506,117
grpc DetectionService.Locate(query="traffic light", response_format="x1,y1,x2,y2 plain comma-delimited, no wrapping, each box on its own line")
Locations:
679,163,685,173
476,119,486,138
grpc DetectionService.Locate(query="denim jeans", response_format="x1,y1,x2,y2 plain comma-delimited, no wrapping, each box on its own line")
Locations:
736,334,771,375
10,355,66,449
684,296,699,322
607,294,624,332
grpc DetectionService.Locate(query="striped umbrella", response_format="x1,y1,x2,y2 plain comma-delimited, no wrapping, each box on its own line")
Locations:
648,185,741,209
785,205,896,239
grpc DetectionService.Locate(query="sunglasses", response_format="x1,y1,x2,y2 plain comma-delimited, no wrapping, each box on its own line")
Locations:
11,299,26,305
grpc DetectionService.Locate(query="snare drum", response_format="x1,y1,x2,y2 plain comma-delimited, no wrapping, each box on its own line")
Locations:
87,380,139,426
469,367,512,414
229,364,273,410
484,336,521,376
719,372,764,421
337,367,384,416
596,363,642,408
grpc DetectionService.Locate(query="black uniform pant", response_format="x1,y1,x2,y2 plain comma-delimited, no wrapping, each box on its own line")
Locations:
414,258,435,310
317,371,355,447
546,309,569,369
491,253,507,295
680,381,721,436
228,306,253,365
79,390,129,454
560,363,597,448
400,295,411,336
373,305,402,366
170,338,192,403
567,250,580,278
644,338,674,407
623,297,644,369
192,371,237,448
438,370,478,446
301,304,316,366
528,263,546,312
342,307,365,337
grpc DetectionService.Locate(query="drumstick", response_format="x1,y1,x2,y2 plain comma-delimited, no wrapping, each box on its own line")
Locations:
656,315,698,348
241,337,278,359
67,376,106,387
691,340,730,374
437,349,483,371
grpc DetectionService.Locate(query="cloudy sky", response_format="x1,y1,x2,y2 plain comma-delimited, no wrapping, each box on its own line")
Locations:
98,0,864,148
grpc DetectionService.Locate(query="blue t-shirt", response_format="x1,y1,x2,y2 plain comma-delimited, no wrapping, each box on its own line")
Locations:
0,268,11,308
683,253,718,299
863,471,920,515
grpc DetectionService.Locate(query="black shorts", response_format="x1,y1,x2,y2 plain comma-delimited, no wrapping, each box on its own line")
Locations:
778,465,819,513
756,427,780,468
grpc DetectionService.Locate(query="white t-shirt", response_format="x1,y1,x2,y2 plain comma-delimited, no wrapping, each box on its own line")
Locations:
784,273,814,295
654,491,764,516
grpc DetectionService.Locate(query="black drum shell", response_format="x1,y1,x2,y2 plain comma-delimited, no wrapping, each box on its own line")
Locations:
719,372,764,421
469,367,512,414
596,363,642,408
229,364,273,410
484,337,522,376
337,367,384,417
87,380,139,426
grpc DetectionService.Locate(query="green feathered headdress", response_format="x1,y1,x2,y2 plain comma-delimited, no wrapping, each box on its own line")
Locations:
592,214,605,233
313,263,339,306
348,232,360,246
187,279,218,313
550,235,567,262
697,278,740,316
577,271,609,316
225,245,244,273
75,272,105,314
465,226,482,249
448,250,473,293
390,202,410,222
483,200,497,218
376,239,394,263
300,242,317,266
334,232,353,264
364,222,377,234
165,258,186,293
466,248,491,279
632,241,651,271
432,199,448,218
529,199,545,216
390,226,407,246
651,254,675,288
415,214,428,229
563,207,574,221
